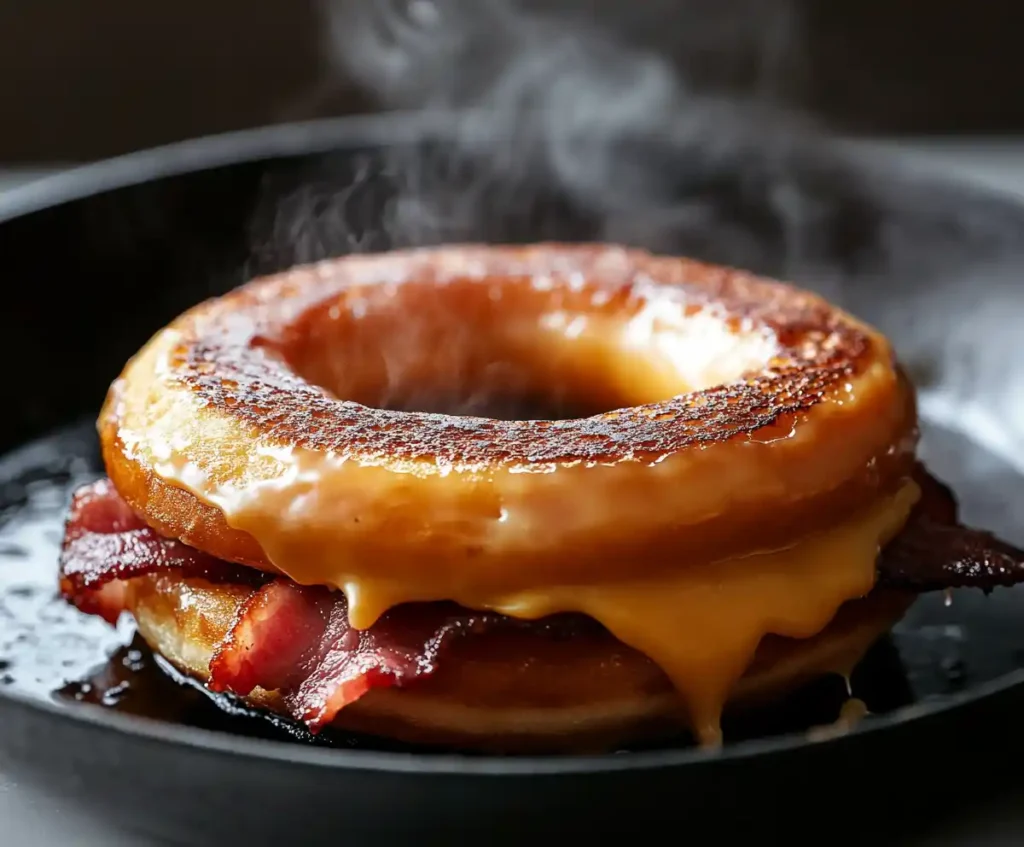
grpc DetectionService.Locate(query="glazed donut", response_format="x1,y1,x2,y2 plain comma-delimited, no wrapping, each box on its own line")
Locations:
103,245,915,599
95,243,922,743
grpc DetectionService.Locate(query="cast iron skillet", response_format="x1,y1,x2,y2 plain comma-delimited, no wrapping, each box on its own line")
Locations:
2,113,1024,845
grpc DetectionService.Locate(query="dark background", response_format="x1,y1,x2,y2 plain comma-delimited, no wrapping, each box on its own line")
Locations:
2,0,1022,162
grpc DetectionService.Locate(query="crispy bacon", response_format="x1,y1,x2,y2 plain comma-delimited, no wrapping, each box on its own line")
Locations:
59,478,265,623
58,474,1024,732
57,479,522,729
877,522,1024,592
209,580,330,695
876,468,1024,592
208,581,496,730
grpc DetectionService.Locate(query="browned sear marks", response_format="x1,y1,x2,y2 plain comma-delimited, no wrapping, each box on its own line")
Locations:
168,244,877,466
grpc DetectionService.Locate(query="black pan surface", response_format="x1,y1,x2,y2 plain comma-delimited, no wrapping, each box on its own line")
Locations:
1,114,1024,844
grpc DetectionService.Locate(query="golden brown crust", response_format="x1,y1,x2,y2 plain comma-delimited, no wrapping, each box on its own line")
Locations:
126,571,912,753
174,245,874,464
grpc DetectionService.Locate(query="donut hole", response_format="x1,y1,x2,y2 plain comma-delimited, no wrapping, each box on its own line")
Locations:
277,278,776,421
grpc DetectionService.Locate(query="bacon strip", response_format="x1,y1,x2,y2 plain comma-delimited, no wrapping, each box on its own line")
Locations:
877,522,1024,592
876,468,1024,592
58,479,518,728
208,580,331,695
208,581,495,730
58,475,1024,732
59,478,265,622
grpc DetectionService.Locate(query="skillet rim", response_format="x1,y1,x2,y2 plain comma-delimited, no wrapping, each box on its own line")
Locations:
2,114,1024,775
3,665,1023,775
0,112,461,223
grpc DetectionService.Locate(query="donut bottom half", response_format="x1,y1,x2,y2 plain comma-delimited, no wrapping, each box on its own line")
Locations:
126,573,913,754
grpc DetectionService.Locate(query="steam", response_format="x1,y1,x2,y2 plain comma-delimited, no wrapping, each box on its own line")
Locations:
319,0,820,273
325,0,801,108
304,0,1024,283
248,0,1024,442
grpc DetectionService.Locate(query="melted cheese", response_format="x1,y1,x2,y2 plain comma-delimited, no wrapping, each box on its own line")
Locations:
469,481,917,744
203,474,918,745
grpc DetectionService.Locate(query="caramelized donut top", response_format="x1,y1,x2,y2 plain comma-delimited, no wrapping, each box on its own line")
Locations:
168,244,877,469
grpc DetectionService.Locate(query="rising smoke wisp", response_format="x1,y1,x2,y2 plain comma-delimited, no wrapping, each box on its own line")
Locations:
247,0,1024,434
